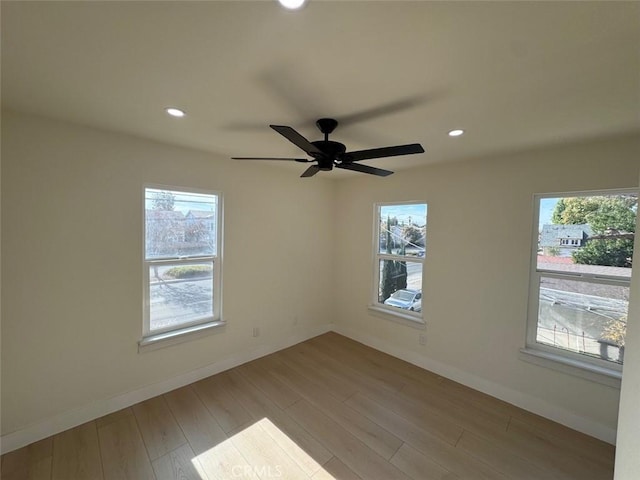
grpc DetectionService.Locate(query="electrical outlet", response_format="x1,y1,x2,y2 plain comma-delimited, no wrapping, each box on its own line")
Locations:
419,333,426,346
252,327,260,337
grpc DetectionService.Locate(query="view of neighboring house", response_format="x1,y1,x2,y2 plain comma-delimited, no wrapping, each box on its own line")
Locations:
540,224,593,256
185,210,215,239
145,210,186,243
146,209,215,256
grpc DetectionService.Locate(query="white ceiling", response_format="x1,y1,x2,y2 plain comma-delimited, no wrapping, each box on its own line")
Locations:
2,1,639,177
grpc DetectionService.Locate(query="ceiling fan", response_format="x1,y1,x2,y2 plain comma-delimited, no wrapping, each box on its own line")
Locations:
232,118,425,177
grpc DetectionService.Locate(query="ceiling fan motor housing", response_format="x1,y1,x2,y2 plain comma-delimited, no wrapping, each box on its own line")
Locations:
311,140,346,170
312,118,343,170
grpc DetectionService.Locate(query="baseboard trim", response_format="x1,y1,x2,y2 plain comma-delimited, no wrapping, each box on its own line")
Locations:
332,325,617,445
0,323,332,455
1,321,617,454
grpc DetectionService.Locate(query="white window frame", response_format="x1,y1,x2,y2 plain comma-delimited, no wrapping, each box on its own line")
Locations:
369,201,426,325
523,188,637,381
140,185,224,350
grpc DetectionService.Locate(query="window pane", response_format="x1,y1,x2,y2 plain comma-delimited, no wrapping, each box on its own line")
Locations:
537,276,628,364
149,262,213,332
537,194,636,279
378,204,427,257
378,260,422,311
145,188,217,259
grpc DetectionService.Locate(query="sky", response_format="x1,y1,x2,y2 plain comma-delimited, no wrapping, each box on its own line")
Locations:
380,203,427,226
539,198,557,229
146,188,216,213
379,200,556,230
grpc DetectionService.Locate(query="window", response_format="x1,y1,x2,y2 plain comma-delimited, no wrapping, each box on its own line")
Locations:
372,202,427,322
143,186,222,342
527,190,637,373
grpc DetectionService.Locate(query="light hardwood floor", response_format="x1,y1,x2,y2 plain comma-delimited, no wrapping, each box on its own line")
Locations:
1,332,616,479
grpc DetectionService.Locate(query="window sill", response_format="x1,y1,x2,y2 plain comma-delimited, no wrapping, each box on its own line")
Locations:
139,320,226,353
367,305,425,329
519,347,621,388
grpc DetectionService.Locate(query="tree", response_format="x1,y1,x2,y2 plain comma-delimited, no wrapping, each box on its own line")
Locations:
403,225,422,247
380,259,408,301
552,195,636,267
552,196,600,225
586,196,637,233
151,190,175,211
381,216,395,301
551,198,566,224
552,196,636,230
396,242,408,291
380,216,408,301
573,238,634,268
146,191,183,259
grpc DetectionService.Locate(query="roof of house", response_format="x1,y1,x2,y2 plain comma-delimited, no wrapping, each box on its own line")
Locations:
186,210,214,219
145,210,184,220
540,224,593,246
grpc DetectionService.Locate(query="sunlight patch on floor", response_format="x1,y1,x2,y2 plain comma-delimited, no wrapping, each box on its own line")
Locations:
192,417,335,479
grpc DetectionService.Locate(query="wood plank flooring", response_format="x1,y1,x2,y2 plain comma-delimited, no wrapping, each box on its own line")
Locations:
1,332,616,479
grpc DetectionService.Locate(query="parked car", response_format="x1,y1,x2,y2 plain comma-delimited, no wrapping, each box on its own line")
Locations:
384,289,422,312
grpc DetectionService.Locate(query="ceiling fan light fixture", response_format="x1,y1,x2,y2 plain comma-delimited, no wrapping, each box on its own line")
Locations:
277,0,307,10
165,107,186,118
448,129,464,137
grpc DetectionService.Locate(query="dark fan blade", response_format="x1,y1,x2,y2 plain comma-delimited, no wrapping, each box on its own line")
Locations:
336,162,393,177
232,157,312,162
270,125,324,156
300,165,321,178
343,143,424,163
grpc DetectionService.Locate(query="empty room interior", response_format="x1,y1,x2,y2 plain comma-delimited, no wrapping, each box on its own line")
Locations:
2,1,640,479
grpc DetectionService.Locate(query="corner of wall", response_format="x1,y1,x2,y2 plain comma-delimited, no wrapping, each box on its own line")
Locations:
0,322,333,455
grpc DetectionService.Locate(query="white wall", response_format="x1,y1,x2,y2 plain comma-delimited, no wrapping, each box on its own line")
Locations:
0,111,335,443
2,110,639,453
614,169,640,478
333,135,640,443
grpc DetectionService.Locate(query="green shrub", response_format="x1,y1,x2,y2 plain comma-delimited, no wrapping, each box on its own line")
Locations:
572,238,634,267
165,265,212,279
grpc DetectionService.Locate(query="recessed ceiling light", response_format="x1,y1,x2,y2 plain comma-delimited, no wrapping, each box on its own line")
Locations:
278,0,307,10
448,129,464,137
165,107,186,118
